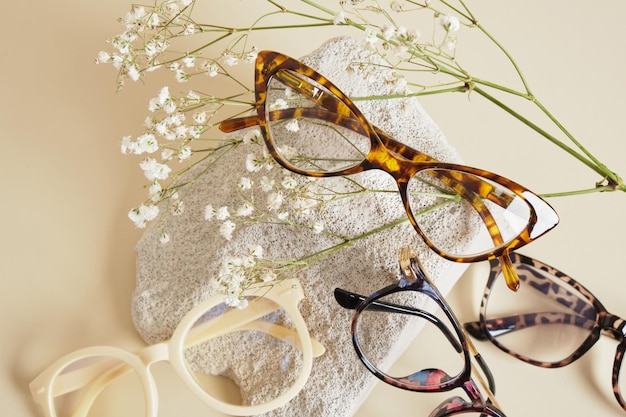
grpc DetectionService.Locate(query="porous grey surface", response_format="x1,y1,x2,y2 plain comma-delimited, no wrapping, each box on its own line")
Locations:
132,37,477,416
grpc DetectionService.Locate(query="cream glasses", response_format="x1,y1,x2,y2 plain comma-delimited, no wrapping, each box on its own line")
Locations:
29,278,324,417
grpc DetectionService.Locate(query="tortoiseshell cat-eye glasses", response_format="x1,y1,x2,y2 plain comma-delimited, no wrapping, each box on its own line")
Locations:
334,246,506,416
464,253,626,412
219,50,559,291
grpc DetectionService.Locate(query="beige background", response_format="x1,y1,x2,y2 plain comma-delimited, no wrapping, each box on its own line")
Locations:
2,1,625,416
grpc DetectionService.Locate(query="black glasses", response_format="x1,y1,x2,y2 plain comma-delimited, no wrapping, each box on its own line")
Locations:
219,50,560,292
464,252,626,412
334,246,506,416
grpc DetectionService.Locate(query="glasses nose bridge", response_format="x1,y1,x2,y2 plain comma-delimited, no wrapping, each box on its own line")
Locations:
600,312,626,340
137,341,171,369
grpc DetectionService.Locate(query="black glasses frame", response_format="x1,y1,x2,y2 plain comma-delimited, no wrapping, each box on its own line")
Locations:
335,246,506,416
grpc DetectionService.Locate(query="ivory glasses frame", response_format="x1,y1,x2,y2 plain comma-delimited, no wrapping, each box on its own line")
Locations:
29,278,325,417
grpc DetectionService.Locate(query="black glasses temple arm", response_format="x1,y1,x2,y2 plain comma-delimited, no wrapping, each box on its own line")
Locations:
333,288,462,353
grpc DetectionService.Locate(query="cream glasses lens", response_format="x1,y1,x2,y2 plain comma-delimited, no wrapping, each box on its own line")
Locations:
182,297,305,407
51,355,145,417
354,291,464,389
265,69,371,173
484,263,596,363
408,169,531,257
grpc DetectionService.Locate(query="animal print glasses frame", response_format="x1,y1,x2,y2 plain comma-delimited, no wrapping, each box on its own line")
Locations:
464,252,626,412
220,50,559,291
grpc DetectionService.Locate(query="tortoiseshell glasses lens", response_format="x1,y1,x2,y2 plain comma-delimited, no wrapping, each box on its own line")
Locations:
334,246,506,416
219,50,559,291
464,252,626,412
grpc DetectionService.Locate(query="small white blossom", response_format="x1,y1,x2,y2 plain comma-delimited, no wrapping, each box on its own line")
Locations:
267,192,283,211
244,47,258,63
260,270,276,282
161,148,175,161
281,176,298,189
95,51,111,64
440,15,460,32
219,220,236,240
177,146,192,162
204,204,216,220
183,55,196,67
128,204,159,228
390,1,404,12
333,11,346,25
215,206,230,220
312,221,325,234
140,158,172,181
136,133,159,154
202,61,219,77
222,52,238,66
365,28,379,46
250,245,263,258
171,200,185,215
238,177,253,190
269,98,288,111
193,111,207,124
148,181,162,202
159,231,170,244
121,135,136,154
260,176,275,192
277,211,289,220
245,153,264,172
236,203,254,217
285,119,299,132
242,129,261,144
381,24,396,41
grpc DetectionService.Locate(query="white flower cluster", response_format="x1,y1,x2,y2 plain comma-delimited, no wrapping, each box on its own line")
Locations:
96,0,258,88
204,130,327,242
209,245,279,308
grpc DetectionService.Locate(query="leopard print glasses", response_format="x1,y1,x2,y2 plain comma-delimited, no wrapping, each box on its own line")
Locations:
219,50,559,291
465,252,626,412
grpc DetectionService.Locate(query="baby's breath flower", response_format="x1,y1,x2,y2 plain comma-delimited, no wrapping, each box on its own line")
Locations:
238,177,253,190
95,51,111,64
136,133,159,154
140,157,171,181
121,135,136,154
128,204,159,228
260,270,276,282
161,148,175,161
159,230,170,244
242,129,261,144
312,220,325,234
215,206,230,220
390,0,404,12
333,11,346,25
171,200,185,215
177,145,192,162
222,51,238,66
149,181,163,202
267,192,283,211
365,27,379,46
281,176,298,189
260,176,275,192
245,153,265,172
193,111,207,124
204,204,216,221
285,119,299,132
236,203,254,217
269,98,288,111
219,220,236,240
440,15,460,32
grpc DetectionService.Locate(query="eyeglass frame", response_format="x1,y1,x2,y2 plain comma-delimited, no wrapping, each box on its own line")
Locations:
219,50,559,291
334,245,506,416
29,278,325,417
464,252,626,412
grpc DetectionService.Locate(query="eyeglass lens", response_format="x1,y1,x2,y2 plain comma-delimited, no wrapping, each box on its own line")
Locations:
49,298,305,416
484,263,596,363
354,290,465,391
265,69,534,259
